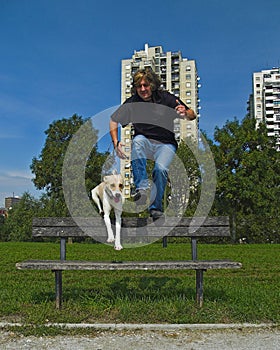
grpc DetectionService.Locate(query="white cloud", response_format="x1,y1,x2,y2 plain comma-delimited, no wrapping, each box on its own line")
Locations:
0,133,23,139
0,170,41,207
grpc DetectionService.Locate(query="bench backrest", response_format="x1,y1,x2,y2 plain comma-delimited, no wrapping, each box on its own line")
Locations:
32,216,230,239
32,216,231,261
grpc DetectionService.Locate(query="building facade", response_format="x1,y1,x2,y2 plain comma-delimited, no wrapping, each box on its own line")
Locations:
5,196,21,209
120,43,200,197
250,67,280,150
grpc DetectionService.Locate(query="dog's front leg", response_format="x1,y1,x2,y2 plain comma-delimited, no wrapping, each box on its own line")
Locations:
102,197,115,243
114,209,123,250
103,213,115,243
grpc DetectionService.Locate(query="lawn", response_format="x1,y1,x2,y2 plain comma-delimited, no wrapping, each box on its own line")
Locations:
0,241,279,325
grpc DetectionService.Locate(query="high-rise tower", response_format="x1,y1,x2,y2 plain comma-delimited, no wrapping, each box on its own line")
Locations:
250,67,280,151
120,43,200,197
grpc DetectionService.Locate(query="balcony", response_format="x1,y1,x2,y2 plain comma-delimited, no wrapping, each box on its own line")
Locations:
171,74,179,81
172,83,180,89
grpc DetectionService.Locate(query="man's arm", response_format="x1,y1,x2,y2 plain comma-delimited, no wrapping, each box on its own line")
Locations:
109,119,127,159
109,119,119,148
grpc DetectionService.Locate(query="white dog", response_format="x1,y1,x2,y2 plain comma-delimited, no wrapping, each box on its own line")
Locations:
91,173,124,250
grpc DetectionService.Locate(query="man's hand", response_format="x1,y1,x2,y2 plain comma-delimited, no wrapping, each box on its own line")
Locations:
175,100,187,117
114,141,127,159
175,100,197,120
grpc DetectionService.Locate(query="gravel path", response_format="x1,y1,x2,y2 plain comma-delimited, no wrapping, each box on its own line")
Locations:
0,324,279,350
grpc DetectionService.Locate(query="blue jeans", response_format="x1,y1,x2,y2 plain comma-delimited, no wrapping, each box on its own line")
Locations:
131,135,176,212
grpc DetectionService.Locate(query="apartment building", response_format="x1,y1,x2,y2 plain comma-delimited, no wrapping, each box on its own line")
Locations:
120,43,200,197
5,196,21,209
250,67,280,150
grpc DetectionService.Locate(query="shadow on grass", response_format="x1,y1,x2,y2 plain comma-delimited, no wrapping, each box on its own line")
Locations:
30,275,231,306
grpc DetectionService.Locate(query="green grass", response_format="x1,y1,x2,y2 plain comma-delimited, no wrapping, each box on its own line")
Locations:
0,242,279,325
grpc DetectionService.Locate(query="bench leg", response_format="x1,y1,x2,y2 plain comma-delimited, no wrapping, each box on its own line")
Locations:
196,269,205,307
54,270,62,309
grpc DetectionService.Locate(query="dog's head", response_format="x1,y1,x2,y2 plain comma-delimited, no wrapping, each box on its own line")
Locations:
103,173,123,203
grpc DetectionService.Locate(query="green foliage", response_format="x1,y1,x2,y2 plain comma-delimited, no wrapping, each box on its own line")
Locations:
31,115,85,195
209,116,280,242
173,139,201,215
30,114,107,216
1,193,42,241
1,114,110,240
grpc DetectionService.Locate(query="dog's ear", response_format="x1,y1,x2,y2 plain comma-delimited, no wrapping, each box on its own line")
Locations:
103,176,108,183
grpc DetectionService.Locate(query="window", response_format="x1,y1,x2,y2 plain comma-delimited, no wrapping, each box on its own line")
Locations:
186,82,191,88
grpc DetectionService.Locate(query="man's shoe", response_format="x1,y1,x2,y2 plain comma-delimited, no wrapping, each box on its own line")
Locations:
132,189,148,206
150,209,164,221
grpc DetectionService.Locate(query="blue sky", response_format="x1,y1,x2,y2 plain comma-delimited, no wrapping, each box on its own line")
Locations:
1,0,280,207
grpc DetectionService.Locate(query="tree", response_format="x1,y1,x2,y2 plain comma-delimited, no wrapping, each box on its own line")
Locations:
172,139,201,216
210,115,280,242
2,192,41,241
30,114,107,216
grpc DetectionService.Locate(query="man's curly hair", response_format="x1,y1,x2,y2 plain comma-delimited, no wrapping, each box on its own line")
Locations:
131,67,162,94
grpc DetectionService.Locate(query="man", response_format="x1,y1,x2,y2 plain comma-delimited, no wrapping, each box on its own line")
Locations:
110,68,196,220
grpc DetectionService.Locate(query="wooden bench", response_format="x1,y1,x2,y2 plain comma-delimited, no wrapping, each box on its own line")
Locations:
16,216,242,309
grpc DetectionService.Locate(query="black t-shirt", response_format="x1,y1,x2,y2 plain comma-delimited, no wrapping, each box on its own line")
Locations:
111,90,189,149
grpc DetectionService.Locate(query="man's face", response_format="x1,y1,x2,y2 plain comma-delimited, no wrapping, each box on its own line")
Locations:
136,79,152,101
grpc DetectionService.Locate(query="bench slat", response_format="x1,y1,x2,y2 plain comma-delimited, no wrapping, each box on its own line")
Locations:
33,216,229,227
32,226,229,238
32,216,231,238
16,260,242,271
